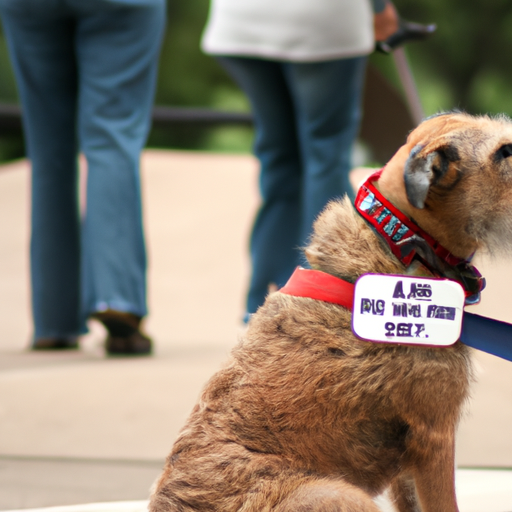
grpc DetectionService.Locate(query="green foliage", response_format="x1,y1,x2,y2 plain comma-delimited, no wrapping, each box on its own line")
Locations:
0,35,17,102
393,0,512,116
0,0,253,159
149,0,253,152
156,0,234,108
2,0,512,161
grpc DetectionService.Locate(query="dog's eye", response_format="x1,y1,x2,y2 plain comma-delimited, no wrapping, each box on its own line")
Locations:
496,144,512,160
327,347,346,357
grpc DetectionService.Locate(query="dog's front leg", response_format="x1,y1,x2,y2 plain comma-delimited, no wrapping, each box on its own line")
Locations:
389,473,420,512
409,429,459,512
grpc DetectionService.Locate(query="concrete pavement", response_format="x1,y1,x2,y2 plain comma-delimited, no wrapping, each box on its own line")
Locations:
0,151,511,511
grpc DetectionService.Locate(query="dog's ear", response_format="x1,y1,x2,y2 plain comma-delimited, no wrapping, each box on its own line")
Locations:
404,143,460,209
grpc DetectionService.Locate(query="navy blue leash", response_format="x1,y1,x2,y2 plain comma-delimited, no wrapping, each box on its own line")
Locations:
461,312,512,362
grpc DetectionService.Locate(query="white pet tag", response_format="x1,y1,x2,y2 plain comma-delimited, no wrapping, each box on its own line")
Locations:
352,274,465,347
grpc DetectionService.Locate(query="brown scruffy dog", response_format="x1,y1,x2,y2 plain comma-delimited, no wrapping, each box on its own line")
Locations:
150,112,512,512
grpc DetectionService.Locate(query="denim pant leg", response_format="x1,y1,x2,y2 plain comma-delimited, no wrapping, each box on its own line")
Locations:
218,57,304,316
0,7,84,340
74,1,165,320
283,57,367,244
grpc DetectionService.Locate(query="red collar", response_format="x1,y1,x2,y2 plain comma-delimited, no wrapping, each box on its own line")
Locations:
279,269,512,363
279,267,354,309
354,169,485,305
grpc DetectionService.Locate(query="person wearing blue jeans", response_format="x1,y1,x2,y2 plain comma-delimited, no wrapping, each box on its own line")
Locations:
218,56,367,319
203,0,398,322
0,0,166,354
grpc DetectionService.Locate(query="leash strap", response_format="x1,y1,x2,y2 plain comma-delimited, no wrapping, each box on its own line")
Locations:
460,312,512,361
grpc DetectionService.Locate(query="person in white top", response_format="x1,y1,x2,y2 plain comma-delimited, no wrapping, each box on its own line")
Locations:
202,0,398,322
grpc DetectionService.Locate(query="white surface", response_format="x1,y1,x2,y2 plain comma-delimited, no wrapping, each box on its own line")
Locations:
456,470,512,512
2,470,512,512
0,502,148,512
376,469,512,512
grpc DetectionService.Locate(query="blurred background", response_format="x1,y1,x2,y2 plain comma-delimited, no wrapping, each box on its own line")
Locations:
2,2,512,509
2,0,512,164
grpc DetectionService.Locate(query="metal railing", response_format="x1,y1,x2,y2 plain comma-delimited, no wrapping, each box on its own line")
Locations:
0,103,22,134
0,67,416,164
0,103,253,138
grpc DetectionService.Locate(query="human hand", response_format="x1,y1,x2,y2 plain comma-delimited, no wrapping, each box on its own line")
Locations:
374,2,399,42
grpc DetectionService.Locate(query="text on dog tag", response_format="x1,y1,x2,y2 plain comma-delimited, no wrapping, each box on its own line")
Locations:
352,274,465,347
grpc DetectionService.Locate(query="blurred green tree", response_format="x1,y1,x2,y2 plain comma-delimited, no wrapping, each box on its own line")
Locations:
2,0,512,161
149,0,252,151
393,0,512,115
145,0,254,152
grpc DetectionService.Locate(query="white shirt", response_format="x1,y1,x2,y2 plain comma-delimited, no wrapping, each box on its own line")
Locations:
201,0,374,62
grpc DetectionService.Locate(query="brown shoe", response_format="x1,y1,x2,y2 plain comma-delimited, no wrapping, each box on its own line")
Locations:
32,337,79,350
91,310,152,356
105,331,152,355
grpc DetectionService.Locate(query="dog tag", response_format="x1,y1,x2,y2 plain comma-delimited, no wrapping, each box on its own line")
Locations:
352,274,465,347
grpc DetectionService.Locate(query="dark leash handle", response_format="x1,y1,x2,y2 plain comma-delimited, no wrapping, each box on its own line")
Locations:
374,18,436,125
376,19,437,54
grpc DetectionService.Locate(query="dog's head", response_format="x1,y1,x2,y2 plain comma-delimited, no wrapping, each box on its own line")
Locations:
377,111,512,258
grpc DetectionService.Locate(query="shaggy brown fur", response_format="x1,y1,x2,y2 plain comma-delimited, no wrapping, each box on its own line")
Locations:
149,112,512,511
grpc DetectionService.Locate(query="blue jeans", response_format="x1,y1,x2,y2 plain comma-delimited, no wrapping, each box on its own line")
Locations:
0,0,166,340
217,56,367,317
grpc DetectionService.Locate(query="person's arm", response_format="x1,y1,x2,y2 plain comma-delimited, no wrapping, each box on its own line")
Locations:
373,0,399,42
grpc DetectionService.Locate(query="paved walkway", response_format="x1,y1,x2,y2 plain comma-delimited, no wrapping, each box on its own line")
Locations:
0,151,511,511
